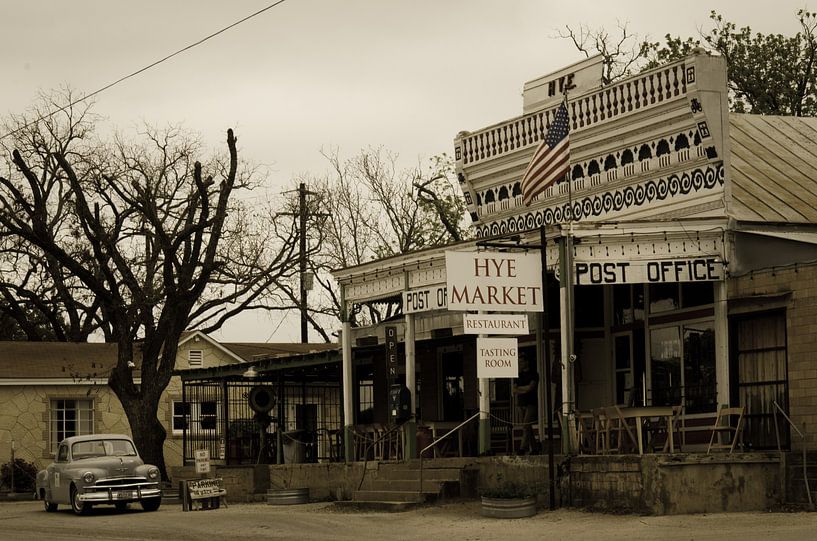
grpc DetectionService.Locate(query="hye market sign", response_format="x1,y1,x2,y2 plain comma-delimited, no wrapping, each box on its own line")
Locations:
445,251,543,312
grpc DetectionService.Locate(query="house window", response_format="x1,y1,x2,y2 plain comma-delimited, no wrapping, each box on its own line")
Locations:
50,399,94,454
188,350,203,368
172,401,190,434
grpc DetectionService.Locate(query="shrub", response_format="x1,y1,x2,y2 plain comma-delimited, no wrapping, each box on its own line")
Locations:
1,458,38,493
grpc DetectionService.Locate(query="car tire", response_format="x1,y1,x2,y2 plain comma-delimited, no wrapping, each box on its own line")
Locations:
140,497,161,512
70,485,90,516
114,502,128,512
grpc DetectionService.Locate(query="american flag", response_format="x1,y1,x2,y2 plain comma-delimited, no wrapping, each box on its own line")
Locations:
521,102,570,206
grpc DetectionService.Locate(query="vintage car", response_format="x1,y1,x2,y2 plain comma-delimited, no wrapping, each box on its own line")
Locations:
36,434,162,515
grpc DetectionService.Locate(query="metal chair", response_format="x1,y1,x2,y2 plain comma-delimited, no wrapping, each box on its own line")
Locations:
707,405,745,453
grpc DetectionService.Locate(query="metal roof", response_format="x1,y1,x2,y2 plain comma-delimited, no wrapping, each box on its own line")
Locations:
729,114,817,223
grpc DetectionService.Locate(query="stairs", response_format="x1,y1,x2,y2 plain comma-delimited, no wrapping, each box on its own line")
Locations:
334,460,467,512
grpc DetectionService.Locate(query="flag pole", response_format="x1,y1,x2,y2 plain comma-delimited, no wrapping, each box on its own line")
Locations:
560,88,577,454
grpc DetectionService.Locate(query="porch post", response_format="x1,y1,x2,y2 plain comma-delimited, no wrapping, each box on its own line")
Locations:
558,233,577,454
342,297,355,462
404,312,417,459
478,314,491,455
714,280,730,406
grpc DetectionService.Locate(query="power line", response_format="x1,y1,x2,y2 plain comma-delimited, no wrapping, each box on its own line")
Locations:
0,0,289,142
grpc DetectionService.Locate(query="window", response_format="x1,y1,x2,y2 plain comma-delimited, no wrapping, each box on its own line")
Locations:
172,401,190,433
188,350,203,368
649,322,716,413
50,399,94,454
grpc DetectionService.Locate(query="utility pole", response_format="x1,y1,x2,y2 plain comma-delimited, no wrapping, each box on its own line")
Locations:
280,183,327,344
299,183,308,344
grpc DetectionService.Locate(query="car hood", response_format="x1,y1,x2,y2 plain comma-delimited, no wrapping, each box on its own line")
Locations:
74,456,144,476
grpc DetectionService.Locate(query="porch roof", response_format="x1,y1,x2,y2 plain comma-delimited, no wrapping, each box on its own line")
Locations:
176,348,340,382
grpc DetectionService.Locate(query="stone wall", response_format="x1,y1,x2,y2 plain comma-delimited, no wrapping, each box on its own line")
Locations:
569,453,780,514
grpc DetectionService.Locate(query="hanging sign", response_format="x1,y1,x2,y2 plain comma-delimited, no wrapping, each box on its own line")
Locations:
463,314,529,335
574,257,724,285
403,285,447,314
446,251,543,312
385,326,399,384
477,337,519,378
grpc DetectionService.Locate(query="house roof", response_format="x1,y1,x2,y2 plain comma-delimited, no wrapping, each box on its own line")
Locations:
729,114,817,223
0,339,340,380
0,342,119,379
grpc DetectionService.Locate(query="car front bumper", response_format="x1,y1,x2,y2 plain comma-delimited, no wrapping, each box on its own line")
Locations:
78,485,162,503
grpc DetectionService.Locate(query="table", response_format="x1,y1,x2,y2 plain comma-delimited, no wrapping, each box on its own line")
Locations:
605,405,679,455
425,421,464,458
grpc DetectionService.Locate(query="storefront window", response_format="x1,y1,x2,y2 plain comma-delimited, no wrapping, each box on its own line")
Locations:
649,283,679,313
650,322,716,412
650,326,682,405
681,282,714,308
683,324,717,413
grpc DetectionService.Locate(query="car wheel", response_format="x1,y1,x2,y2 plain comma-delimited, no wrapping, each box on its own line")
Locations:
114,502,128,512
70,486,90,516
140,497,161,512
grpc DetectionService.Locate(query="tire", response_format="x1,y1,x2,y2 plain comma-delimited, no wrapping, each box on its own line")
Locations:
70,486,90,516
140,497,161,512
114,502,128,512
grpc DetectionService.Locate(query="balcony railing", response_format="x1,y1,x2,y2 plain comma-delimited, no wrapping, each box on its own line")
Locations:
458,61,688,167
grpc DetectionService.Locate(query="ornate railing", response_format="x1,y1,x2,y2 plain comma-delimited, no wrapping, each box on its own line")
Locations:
458,61,688,167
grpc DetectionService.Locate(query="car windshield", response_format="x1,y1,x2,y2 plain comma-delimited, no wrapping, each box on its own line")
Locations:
71,439,137,459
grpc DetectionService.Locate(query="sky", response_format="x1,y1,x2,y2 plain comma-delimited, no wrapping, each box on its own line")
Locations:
0,0,809,343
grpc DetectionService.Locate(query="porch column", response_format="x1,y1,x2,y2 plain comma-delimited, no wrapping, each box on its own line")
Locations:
342,319,354,463
478,321,490,455
404,312,417,459
558,233,577,454
714,280,730,407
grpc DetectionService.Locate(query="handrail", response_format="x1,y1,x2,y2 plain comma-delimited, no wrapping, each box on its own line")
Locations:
357,421,407,491
772,400,813,509
419,412,481,494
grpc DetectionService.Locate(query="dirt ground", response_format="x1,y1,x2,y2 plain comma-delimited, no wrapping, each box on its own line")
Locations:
1,500,816,541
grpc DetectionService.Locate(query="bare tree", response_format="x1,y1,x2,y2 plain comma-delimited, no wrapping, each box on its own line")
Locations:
285,148,469,336
0,92,299,477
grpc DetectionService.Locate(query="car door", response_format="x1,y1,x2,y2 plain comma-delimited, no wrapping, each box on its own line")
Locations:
49,443,70,503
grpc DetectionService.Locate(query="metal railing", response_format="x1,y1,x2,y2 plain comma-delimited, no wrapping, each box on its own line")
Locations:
418,412,481,494
357,421,407,491
772,400,813,509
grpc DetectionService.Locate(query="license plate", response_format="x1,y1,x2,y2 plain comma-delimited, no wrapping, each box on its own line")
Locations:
114,491,134,500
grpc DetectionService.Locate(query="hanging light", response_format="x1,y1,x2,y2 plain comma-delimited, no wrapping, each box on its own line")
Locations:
243,365,258,379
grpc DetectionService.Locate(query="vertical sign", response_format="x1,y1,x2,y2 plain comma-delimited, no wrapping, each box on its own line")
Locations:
385,326,398,385
194,449,211,474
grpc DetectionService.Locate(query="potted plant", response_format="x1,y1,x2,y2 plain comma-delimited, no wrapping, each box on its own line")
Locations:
266,463,309,505
480,482,538,518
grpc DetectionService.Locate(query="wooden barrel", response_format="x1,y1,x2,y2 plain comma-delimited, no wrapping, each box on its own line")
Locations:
266,488,309,505
480,496,537,518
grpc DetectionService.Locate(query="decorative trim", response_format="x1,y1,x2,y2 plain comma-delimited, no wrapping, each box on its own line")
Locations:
476,164,724,238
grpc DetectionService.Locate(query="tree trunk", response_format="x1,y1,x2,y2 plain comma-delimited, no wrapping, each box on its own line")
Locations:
120,394,169,481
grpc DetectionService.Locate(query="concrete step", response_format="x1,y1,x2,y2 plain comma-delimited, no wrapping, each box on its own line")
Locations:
374,468,461,482
333,500,423,512
352,490,433,503
362,479,448,492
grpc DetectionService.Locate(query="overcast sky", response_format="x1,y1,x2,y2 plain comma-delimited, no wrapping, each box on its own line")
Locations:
0,1,808,343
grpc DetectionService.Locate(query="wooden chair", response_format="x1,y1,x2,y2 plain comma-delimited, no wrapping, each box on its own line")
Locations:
603,405,638,454
576,411,598,454
708,405,745,453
